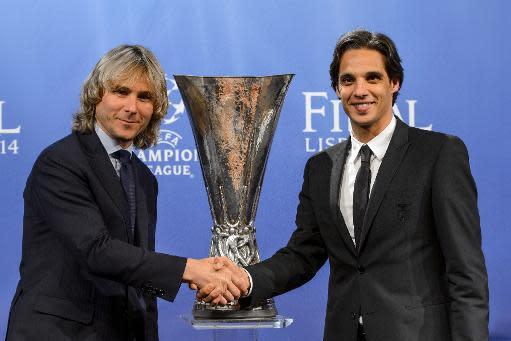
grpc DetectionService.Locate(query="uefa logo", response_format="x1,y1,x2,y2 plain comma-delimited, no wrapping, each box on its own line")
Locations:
136,76,198,177
159,76,185,148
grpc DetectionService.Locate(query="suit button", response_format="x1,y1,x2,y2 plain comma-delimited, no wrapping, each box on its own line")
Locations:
357,266,365,274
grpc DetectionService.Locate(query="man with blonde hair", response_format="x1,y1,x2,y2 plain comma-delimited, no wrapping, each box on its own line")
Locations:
6,45,246,341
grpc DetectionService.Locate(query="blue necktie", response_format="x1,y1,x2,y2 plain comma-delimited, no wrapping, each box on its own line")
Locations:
353,145,372,249
112,150,136,239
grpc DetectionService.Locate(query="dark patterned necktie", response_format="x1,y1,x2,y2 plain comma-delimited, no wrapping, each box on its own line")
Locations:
353,145,372,249
112,150,136,239
112,150,146,325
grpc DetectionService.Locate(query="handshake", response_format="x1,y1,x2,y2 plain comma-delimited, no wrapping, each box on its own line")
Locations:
183,257,251,305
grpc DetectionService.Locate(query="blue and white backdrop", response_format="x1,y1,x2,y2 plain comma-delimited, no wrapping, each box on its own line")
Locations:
1,1,510,340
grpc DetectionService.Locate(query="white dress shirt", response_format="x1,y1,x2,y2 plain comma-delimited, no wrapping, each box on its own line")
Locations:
339,116,397,247
95,124,134,176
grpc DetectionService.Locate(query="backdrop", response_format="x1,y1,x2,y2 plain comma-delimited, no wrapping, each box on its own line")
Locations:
1,1,509,340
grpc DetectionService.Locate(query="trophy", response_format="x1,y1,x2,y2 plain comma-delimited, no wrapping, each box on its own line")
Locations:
174,74,294,319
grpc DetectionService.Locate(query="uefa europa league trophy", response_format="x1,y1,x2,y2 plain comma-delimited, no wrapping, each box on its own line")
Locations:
174,74,293,319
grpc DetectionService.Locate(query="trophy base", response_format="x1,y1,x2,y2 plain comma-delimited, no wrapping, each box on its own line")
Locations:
192,298,277,319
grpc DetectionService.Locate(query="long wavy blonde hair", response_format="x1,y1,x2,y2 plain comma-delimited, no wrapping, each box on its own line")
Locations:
72,45,168,149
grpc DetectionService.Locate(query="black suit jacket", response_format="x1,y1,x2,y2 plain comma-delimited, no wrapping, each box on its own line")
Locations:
6,131,187,341
244,118,489,341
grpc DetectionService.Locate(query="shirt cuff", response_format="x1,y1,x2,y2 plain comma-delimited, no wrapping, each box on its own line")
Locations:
241,267,253,297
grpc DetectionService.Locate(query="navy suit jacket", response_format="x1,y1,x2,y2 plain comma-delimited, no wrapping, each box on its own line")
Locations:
6,131,186,341
244,118,489,341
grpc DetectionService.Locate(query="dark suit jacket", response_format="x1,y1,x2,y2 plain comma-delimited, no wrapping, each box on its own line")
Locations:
244,118,489,341
6,131,187,341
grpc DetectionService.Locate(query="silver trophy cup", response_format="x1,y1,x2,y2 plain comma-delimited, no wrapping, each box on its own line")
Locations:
174,74,293,319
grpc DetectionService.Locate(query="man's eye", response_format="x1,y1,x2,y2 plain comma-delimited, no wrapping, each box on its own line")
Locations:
367,74,382,82
340,77,353,85
114,89,129,96
139,94,153,102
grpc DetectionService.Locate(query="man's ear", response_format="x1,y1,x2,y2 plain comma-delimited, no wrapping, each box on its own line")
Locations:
391,78,400,94
335,86,342,99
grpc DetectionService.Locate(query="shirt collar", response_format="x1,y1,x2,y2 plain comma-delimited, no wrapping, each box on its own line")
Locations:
350,115,396,163
95,123,134,156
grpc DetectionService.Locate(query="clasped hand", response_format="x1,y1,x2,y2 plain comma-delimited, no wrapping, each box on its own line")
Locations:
183,256,249,305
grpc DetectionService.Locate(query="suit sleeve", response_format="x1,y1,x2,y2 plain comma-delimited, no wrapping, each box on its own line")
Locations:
243,158,328,305
431,136,489,340
29,148,186,302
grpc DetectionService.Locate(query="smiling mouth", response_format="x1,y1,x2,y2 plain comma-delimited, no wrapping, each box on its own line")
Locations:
351,102,375,110
118,119,139,124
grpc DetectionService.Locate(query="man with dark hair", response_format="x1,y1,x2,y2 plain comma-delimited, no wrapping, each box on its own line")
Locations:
202,29,489,340
6,45,246,341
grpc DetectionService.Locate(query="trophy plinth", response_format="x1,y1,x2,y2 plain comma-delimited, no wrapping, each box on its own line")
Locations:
174,74,293,319
192,299,277,319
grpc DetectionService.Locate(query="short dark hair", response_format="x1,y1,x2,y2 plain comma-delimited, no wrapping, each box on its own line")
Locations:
329,29,404,105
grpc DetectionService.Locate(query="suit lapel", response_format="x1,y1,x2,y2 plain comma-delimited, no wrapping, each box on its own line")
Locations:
77,132,133,243
328,139,357,257
133,158,149,249
358,118,410,251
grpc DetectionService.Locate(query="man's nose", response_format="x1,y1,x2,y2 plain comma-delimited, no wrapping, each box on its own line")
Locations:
124,94,138,113
353,81,369,97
